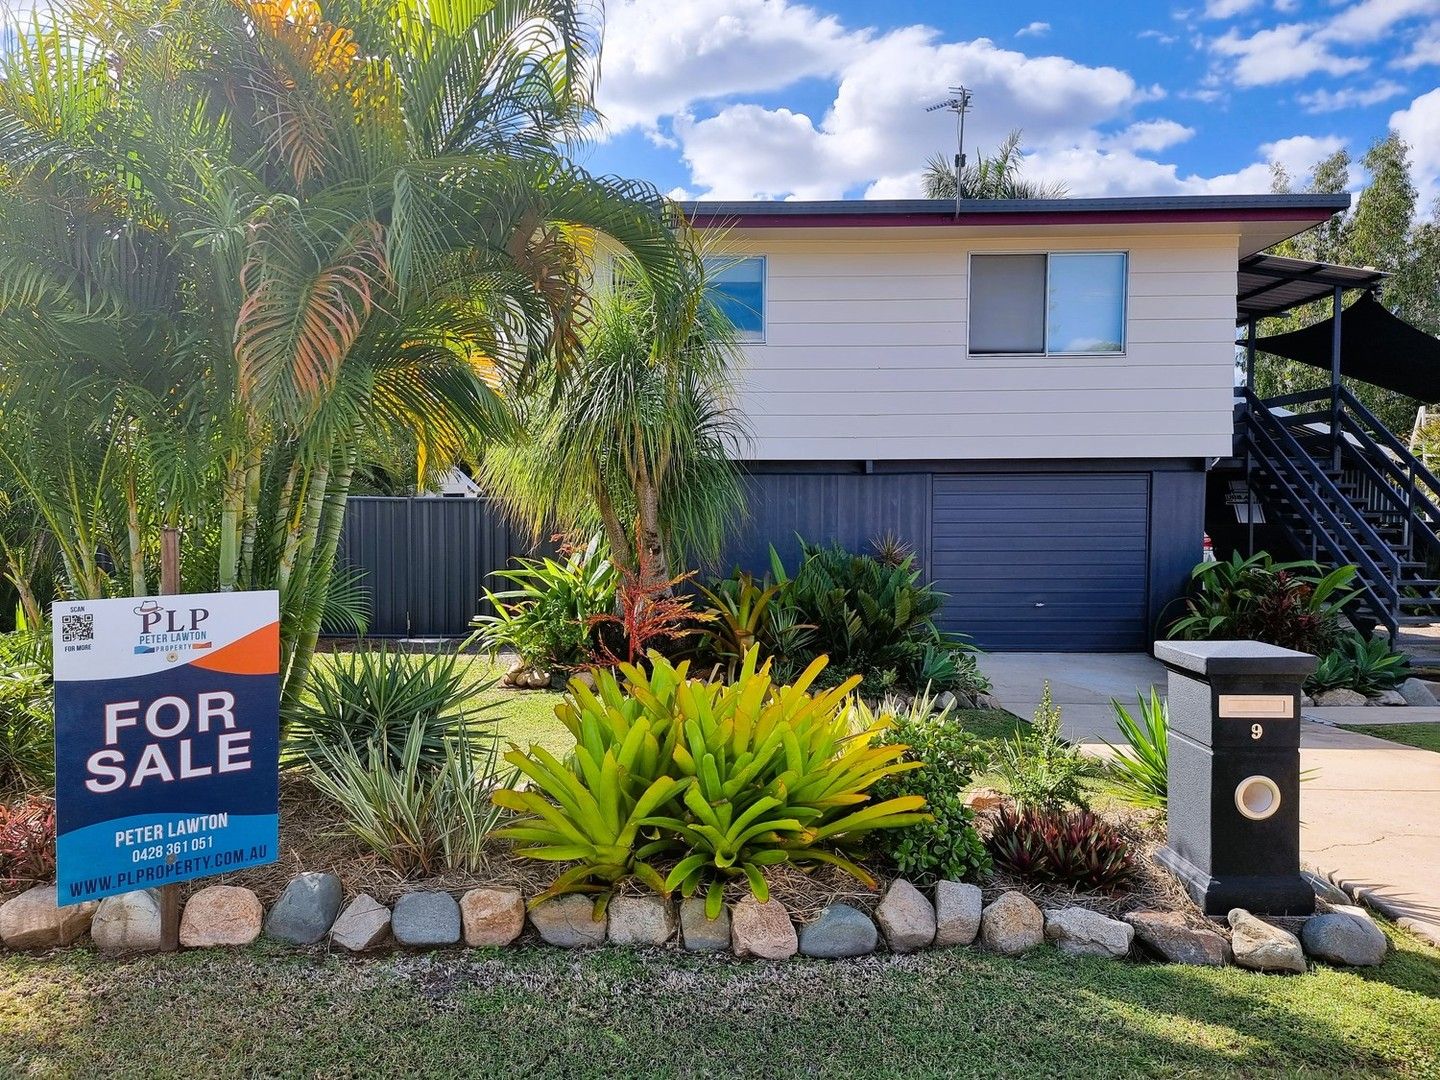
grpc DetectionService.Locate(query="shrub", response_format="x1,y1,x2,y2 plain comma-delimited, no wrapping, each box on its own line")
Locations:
1307,633,1409,697
587,554,712,667
695,572,787,678
469,536,617,671
987,806,1135,892
1105,690,1168,812
1166,551,1359,655
284,647,488,772
766,539,988,697
992,682,1094,814
869,689,992,883
307,716,511,876
0,662,52,792
0,793,56,889
494,649,927,915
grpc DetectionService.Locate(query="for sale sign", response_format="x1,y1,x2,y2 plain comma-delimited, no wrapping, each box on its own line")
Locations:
51,591,281,905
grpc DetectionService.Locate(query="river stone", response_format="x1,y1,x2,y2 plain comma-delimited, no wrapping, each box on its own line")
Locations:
264,872,343,945
1228,909,1307,973
799,904,878,958
980,891,1044,956
91,890,163,955
179,885,262,948
1314,688,1367,707
679,898,731,952
608,896,676,947
1301,905,1388,967
730,897,797,960
392,891,461,947
330,894,391,952
1044,906,1134,959
1301,871,1352,907
0,886,97,949
529,895,606,947
1399,678,1438,707
875,879,936,953
1124,910,1229,966
460,887,525,948
933,881,983,946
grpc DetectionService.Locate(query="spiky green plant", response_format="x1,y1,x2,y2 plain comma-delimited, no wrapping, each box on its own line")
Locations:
1104,689,1169,811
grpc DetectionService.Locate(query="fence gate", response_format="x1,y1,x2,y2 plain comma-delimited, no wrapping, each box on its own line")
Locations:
338,497,536,638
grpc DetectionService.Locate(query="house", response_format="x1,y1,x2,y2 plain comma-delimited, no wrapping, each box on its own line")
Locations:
682,194,1352,651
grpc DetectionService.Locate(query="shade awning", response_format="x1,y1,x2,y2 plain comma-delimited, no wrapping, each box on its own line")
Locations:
1237,253,1388,322
1252,291,1440,402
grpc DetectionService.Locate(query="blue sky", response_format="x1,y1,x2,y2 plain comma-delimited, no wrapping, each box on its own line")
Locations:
579,0,1440,205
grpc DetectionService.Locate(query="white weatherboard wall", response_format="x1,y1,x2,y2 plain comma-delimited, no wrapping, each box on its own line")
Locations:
720,229,1239,461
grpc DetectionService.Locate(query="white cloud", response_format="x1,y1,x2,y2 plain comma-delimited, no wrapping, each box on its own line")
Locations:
1138,29,1178,45
1391,89,1440,208
1016,21,1050,38
1273,0,1300,12
1395,22,1440,70
1316,0,1436,44
1203,0,1263,17
596,0,860,133
1108,119,1196,152
1211,23,1370,86
1298,80,1407,113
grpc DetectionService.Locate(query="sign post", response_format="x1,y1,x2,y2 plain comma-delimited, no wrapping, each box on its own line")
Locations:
51,584,281,910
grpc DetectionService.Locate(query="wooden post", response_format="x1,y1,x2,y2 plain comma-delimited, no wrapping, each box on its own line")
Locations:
1331,285,1344,472
158,525,182,952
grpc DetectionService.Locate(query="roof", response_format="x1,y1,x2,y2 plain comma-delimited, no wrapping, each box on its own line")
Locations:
1238,253,1388,323
683,193,1351,229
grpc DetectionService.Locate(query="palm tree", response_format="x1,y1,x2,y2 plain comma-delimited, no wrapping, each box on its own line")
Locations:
923,130,1068,200
0,0,686,702
480,233,747,591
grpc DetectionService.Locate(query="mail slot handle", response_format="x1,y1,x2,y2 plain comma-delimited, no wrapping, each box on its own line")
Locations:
1217,694,1294,719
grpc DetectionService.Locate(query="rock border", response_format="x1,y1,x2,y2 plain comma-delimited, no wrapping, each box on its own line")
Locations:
0,874,1393,974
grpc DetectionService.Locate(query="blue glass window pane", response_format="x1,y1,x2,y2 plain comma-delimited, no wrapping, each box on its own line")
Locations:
704,257,765,340
1046,253,1126,353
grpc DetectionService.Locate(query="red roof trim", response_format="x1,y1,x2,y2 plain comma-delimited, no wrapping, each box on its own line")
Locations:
687,207,1336,229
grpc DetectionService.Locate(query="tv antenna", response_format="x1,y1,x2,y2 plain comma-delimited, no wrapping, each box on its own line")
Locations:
925,86,973,216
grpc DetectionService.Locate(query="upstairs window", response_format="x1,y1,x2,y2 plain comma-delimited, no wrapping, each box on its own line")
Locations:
703,256,766,342
969,252,1127,355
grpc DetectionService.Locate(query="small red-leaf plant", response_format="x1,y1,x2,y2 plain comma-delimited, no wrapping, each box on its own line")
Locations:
986,806,1135,894
0,793,57,890
586,545,714,667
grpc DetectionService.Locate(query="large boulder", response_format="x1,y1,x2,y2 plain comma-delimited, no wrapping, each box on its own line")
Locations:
91,890,164,955
1043,906,1133,959
330,894,391,952
607,896,676,947
875,879,936,953
1124,910,1229,966
392,891,461,947
529,895,606,948
798,904,878,958
1399,678,1438,707
730,897,797,960
1228,909,1306,974
179,886,263,948
460,887,525,948
0,886,97,950
264,872,343,945
980,891,1044,956
1314,688,1367,707
933,881,983,947
1371,689,1407,707
1301,905,1388,967
679,898,731,952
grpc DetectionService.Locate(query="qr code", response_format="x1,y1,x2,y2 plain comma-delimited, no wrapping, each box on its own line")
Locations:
60,613,94,643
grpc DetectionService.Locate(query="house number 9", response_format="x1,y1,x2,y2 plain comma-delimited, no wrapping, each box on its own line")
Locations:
1251,723,1264,740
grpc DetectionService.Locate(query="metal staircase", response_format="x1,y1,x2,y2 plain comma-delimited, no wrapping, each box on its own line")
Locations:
1238,385,1440,638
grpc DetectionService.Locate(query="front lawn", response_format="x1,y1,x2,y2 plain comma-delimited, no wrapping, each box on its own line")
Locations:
2,930,1437,1079
1338,722,1440,754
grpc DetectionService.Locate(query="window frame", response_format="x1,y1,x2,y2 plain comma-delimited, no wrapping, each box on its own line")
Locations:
702,254,767,344
967,250,1129,358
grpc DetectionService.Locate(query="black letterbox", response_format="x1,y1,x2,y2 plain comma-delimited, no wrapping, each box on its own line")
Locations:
1153,640,1316,916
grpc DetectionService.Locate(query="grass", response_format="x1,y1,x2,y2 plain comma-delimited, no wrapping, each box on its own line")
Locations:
2,929,1437,1079
1338,723,1440,754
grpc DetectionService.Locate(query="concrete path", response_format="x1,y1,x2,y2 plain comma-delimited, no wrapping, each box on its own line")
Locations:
978,651,1440,948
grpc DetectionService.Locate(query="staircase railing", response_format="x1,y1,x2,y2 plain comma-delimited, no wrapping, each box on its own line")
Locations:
1240,386,1402,636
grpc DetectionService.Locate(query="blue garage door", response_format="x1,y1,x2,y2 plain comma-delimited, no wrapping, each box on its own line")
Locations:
931,473,1151,651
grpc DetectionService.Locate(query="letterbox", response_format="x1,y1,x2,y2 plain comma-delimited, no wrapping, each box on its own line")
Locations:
1153,640,1316,916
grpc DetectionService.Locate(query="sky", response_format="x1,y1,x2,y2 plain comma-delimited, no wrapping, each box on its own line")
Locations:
578,0,1440,207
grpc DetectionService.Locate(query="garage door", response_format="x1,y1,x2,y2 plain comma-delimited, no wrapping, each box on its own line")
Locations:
931,473,1150,651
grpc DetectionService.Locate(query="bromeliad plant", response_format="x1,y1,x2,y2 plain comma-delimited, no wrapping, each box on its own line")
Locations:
1306,632,1410,697
1104,689,1169,812
696,571,788,678
493,649,927,915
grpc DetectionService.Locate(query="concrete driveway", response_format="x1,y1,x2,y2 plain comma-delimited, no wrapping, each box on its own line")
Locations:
978,651,1440,948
